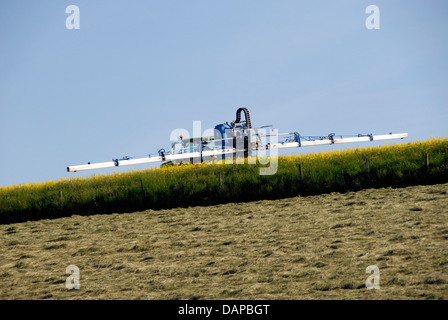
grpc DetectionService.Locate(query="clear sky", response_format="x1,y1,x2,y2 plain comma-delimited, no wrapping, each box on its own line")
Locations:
1,0,447,187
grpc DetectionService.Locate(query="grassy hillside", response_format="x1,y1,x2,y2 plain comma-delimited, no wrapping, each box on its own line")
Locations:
1,183,447,299
1,138,447,224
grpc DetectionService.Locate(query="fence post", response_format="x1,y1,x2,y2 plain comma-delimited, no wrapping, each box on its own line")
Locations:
140,179,144,196
426,153,429,170
299,164,303,180
365,158,370,175
59,190,62,200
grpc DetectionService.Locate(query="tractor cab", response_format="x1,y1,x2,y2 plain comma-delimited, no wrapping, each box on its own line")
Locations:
181,136,215,153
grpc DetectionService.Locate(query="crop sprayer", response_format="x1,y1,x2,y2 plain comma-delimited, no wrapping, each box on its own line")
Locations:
67,108,408,172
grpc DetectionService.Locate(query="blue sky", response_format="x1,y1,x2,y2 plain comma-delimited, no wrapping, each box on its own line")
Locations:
1,0,447,186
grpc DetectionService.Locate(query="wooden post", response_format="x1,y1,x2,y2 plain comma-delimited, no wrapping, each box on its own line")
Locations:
219,172,222,187
365,158,370,174
426,153,429,170
299,164,303,180
59,190,62,200
140,179,144,196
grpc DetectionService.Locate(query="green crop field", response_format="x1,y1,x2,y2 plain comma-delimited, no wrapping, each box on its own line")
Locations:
0,138,447,300
1,138,448,224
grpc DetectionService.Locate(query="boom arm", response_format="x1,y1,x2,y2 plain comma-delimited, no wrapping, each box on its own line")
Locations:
67,132,408,172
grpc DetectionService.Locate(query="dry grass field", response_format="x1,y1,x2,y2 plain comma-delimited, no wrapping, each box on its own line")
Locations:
1,183,447,300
